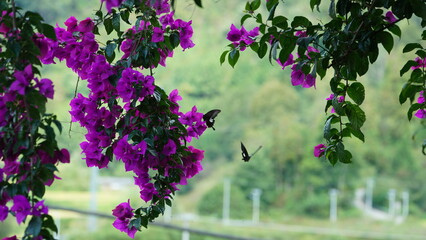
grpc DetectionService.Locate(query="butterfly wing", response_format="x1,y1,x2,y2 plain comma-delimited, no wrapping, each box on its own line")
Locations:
203,109,221,129
241,142,251,162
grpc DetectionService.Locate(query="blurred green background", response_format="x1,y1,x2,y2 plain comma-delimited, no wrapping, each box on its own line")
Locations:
1,0,426,239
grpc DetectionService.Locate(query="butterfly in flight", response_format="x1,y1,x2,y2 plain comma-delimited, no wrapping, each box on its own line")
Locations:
241,142,262,162
203,109,221,130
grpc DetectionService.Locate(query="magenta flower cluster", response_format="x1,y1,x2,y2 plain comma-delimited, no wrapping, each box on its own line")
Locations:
1,29,70,230
415,91,425,119
277,33,319,89
35,1,205,237
326,94,345,113
120,9,194,66
112,200,137,238
226,24,260,51
0,195,48,225
313,144,326,158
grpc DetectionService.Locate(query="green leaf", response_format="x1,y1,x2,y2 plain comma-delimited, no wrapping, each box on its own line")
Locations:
388,24,401,38
104,18,113,34
326,150,338,165
345,103,366,130
272,16,288,29
332,98,345,115
403,43,423,53
255,13,263,24
348,124,365,142
220,50,229,65
368,44,379,64
376,31,394,54
140,216,149,228
324,115,337,139
120,10,131,24
112,13,121,33
329,0,336,18
33,179,46,198
291,16,312,28
105,42,117,63
336,0,350,16
415,49,426,59
41,23,56,40
52,119,62,134
269,41,279,62
42,214,58,233
228,49,240,68
170,32,180,48
339,150,352,163
241,14,252,25
407,103,422,121
278,39,296,64
310,0,322,11
130,218,142,230
250,0,261,11
357,56,369,76
26,216,42,236
400,60,418,76
347,82,365,105
258,42,268,58
267,3,278,21
329,76,341,93
336,142,346,162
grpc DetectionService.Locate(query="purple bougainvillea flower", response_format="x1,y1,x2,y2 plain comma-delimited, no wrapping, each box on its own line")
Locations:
1,235,18,240
32,200,48,216
140,182,155,202
132,140,147,155
38,78,54,99
169,89,182,103
303,74,316,88
152,27,164,42
0,205,8,221
418,91,425,104
314,144,327,157
113,218,137,238
112,199,134,220
226,24,242,42
290,65,316,88
102,0,124,13
64,16,78,32
414,92,425,119
180,37,195,50
415,109,425,119
411,57,426,70
78,18,94,33
326,94,345,113
56,148,70,163
290,67,305,86
10,73,30,95
162,139,177,156
295,31,307,38
384,11,397,23
10,195,31,224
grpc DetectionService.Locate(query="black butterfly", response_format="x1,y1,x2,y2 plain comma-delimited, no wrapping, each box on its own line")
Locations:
241,142,262,162
203,109,221,130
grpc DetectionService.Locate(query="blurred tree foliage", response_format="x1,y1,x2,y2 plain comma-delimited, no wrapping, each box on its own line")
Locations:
16,0,426,218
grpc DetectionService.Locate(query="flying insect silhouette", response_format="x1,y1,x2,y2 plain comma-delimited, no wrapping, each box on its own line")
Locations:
240,142,262,162
203,109,221,130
